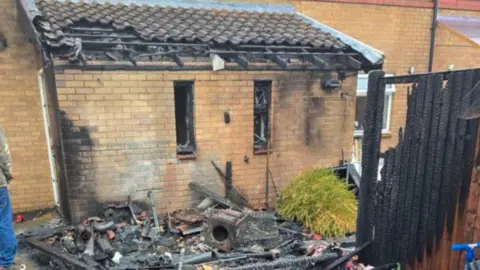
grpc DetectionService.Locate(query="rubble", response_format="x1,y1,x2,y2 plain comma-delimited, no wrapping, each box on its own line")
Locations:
21,186,366,270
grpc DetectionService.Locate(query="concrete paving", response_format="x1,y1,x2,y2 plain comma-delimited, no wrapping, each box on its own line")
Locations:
14,210,61,269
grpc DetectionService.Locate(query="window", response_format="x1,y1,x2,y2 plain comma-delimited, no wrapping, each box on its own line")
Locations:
253,81,272,152
354,74,395,137
174,82,195,154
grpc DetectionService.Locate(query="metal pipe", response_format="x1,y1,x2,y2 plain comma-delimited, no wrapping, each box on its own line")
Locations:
428,0,439,72
93,221,116,232
181,252,216,265
83,233,95,256
178,248,185,270
148,190,160,228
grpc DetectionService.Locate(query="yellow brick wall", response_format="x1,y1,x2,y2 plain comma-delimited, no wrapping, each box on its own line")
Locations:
292,1,480,150
433,24,480,71
54,67,356,222
0,0,54,213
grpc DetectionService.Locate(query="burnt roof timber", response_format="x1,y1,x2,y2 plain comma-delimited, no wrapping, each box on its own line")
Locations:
210,50,359,57
346,56,362,70
68,27,115,32
265,48,288,69
64,33,139,39
306,55,328,68
73,39,360,55
81,40,210,47
171,53,185,67
229,54,249,68
54,63,355,71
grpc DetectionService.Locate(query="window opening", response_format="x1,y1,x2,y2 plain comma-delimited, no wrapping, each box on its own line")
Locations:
174,81,195,154
354,74,395,137
253,81,272,152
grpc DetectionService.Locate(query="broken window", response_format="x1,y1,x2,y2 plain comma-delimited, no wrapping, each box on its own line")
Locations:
253,81,272,152
174,82,195,154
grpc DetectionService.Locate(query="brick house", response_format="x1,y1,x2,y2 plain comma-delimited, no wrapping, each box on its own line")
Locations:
14,0,384,221
1,0,478,216
289,0,480,158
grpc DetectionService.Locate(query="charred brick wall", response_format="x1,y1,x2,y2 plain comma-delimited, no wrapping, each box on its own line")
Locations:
54,67,356,222
0,0,54,213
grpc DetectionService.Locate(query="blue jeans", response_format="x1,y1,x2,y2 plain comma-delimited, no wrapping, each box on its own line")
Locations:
0,187,16,267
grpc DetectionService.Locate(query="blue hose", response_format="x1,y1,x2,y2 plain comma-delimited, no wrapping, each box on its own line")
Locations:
451,242,480,265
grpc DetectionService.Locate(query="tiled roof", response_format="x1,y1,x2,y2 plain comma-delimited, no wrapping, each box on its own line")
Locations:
33,0,348,50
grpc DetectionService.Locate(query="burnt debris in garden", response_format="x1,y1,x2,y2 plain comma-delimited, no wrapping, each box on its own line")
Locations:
20,184,361,270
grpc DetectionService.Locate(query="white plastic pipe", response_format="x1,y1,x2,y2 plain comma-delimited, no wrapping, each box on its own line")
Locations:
37,69,60,207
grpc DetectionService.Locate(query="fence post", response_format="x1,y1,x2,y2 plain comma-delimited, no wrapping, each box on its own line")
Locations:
356,71,386,264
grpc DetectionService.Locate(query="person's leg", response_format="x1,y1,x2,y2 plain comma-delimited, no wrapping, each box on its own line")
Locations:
0,187,16,268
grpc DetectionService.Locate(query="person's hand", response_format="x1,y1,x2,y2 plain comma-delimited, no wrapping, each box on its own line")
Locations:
5,174,13,189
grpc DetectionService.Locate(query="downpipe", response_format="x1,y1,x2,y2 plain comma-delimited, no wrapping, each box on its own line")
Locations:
428,0,439,72
37,69,60,207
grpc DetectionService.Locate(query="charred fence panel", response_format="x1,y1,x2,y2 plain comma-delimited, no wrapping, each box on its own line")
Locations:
356,68,480,267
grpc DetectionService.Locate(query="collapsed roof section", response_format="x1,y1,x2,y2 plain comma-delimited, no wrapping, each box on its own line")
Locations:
18,0,384,71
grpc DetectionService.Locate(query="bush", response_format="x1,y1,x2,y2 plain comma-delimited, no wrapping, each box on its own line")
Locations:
277,168,357,237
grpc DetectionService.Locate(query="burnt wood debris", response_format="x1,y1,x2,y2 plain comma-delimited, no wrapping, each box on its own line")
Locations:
19,160,364,269
20,185,363,269
357,68,480,267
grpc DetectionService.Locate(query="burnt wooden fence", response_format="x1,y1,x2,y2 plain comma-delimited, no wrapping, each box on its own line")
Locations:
356,68,480,268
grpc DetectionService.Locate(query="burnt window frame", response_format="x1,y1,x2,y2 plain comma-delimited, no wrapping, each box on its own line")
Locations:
253,81,272,153
174,81,196,155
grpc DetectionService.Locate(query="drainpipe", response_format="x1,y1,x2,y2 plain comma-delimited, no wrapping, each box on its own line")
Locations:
38,69,61,208
428,0,439,72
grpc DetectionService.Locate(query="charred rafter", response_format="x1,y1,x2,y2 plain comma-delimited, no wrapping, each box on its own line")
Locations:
52,29,366,70
265,48,288,69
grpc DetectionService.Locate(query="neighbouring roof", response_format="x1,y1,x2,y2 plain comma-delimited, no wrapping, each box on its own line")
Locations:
18,0,384,69
438,15,480,46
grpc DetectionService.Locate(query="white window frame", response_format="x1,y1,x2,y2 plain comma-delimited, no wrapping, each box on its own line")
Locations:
354,74,395,137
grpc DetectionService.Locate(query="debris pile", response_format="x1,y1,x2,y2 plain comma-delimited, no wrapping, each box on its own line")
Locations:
21,184,362,269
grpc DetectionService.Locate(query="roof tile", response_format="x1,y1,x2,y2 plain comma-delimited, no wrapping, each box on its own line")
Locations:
34,0,348,50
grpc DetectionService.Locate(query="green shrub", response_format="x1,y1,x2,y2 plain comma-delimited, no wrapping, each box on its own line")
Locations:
277,168,357,237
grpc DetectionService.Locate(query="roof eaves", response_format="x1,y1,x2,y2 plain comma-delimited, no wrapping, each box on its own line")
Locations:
16,0,42,41
296,12,385,65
